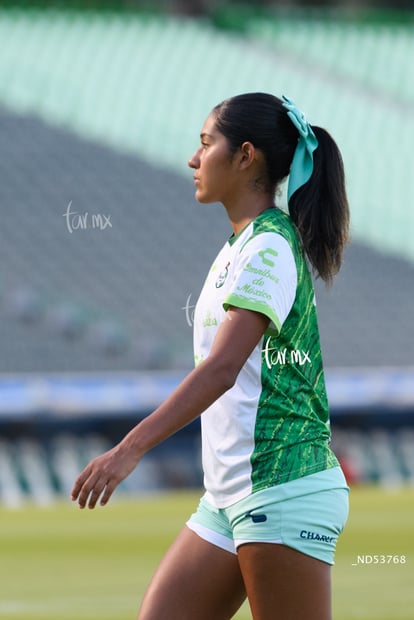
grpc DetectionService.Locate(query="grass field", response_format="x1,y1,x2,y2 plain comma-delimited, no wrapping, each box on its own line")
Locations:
0,485,412,619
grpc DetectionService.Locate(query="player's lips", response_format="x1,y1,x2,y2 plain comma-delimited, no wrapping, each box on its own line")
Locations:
193,176,200,185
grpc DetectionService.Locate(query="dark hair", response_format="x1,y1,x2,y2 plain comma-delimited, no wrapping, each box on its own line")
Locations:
213,92,349,284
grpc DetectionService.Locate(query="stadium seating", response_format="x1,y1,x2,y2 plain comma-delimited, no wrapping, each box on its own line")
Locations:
0,7,413,501
1,9,413,259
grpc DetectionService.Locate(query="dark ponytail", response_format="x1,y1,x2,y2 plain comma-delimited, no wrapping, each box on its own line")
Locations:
289,125,350,285
212,92,350,285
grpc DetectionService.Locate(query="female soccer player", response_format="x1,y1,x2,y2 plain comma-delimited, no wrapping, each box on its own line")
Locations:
72,92,350,620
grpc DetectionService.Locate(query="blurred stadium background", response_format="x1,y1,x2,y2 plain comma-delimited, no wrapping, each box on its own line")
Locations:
0,0,413,511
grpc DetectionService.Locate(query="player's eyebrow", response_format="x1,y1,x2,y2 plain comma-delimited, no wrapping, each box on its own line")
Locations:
200,132,214,141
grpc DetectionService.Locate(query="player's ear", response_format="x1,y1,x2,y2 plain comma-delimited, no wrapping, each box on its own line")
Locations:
238,141,256,170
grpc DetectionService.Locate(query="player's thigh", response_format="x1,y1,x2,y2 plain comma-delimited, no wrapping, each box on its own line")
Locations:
238,542,332,620
137,526,246,620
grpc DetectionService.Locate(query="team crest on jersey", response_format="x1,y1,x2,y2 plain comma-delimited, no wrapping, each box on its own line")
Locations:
215,262,230,288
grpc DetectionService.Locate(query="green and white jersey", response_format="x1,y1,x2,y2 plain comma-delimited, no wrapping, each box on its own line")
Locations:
193,207,339,509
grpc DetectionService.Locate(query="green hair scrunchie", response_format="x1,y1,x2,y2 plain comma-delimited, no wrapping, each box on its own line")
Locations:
282,95,318,203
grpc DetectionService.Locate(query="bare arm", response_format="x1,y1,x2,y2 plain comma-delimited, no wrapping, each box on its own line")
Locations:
71,306,269,508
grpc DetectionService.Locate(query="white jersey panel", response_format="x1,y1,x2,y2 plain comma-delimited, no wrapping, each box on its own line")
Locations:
223,231,297,334
201,343,263,507
193,222,298,508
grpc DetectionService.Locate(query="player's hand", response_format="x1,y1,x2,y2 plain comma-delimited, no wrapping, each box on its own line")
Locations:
71,443,140,509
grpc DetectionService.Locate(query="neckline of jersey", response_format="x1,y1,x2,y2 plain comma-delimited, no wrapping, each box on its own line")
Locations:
227,206,277,247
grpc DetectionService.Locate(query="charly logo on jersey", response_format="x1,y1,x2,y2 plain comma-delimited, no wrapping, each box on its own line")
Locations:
215,262,230,288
